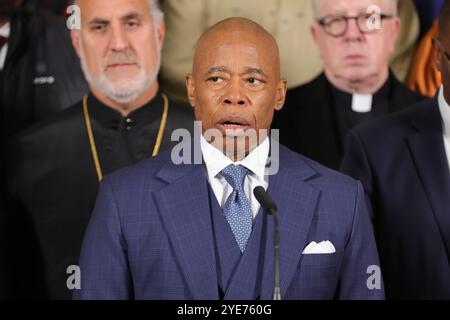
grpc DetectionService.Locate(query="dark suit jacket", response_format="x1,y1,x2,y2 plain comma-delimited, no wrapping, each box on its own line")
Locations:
0,4,87,137
74,144,384,300
0,174,9,299
6,97,194,299
273,73,424,170
341,97,450,299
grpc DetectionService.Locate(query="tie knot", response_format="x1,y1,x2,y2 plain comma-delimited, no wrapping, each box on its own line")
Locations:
220,164,249,191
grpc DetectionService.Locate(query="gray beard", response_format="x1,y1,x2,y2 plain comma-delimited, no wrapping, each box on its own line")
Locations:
80,56,161,104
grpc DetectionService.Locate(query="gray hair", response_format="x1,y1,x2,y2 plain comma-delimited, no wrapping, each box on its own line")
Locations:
147,0,164,25
311,0,398,16
72,0,164,25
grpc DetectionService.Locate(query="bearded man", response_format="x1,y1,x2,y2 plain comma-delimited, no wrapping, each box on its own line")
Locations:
5,0,193,299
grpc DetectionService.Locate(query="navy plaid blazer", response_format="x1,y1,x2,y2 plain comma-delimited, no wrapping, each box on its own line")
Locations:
74,144,384,300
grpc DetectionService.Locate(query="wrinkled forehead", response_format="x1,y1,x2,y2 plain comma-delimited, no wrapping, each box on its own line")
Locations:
77,0,151,23
194,30,280,73
315,0,390,16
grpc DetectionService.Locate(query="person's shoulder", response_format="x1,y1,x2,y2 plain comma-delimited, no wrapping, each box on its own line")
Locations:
280,145,358,190
350,98,436,142
276,73,327,122
390,73,427,103
7,101,85,189
287,73,327,98
30,5,65,27
11,101,84,148
280,145,362,220
168,97,191,110
102,150,178,192
165,96,195,135
18,4,65,37
167,97,195,118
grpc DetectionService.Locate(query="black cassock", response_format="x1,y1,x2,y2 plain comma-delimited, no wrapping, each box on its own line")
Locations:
6,92,194,299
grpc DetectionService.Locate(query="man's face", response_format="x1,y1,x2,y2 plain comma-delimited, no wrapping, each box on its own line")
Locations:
186,28,287,158
312,0,399,82
71,0,164,103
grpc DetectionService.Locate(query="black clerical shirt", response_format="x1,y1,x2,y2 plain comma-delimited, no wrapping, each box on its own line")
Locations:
87,92,170,176
330,75,391,146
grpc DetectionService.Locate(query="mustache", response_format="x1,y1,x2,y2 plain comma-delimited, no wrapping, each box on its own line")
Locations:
104,52,140,68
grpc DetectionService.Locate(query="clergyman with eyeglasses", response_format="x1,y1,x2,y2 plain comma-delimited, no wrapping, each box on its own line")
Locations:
273,0,425,170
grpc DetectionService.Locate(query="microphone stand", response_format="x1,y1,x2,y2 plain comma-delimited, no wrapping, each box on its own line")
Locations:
269,207,281,301
253,186,281,301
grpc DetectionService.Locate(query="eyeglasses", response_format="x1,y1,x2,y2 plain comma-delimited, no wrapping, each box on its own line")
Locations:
317,13,394,37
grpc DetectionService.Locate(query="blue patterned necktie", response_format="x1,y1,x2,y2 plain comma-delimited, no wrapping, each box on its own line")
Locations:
220,164,253,253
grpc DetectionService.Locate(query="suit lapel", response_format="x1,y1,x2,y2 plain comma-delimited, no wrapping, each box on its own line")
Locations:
260,148,320,299
153,146,321,300
407,98,450,259
154,162,219,300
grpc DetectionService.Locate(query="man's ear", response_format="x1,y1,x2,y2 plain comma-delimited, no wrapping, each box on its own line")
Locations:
433,38,443,73
311,24,319,44
392,17,401,40
156,20,166,49
274,79,288,111
70,29,82,59
311,24,325,61
389,17,401,53
186,74,196,108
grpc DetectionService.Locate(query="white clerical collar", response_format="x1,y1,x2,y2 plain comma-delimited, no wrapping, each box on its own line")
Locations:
351,93,373,113
0,22,11,38
438,86,450,140
200,134,270,181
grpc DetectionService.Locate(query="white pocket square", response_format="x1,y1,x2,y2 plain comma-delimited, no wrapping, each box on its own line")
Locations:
302,241,336,254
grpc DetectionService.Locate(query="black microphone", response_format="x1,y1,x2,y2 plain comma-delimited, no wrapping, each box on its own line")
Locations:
253,186,281,301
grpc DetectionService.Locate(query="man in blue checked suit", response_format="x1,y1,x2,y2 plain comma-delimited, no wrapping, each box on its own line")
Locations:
74,18,384,300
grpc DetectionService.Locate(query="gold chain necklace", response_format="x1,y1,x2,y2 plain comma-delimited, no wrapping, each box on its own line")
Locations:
82,93,169,182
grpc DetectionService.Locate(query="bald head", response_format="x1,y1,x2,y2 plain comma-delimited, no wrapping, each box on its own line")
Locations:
193,18,281,78
196,17,278,48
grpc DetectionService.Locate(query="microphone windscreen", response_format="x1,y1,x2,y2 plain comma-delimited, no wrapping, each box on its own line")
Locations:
253,186,277,212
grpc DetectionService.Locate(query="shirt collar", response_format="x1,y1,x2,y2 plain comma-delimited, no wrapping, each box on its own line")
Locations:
329,71,392,106
438,86,450,139
87,91,165,130
200,135,270,181
0,22,10,38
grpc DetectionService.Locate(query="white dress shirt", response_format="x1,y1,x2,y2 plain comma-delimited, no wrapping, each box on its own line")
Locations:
0,22,10,71
200,135,270,219
438,86,450,173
